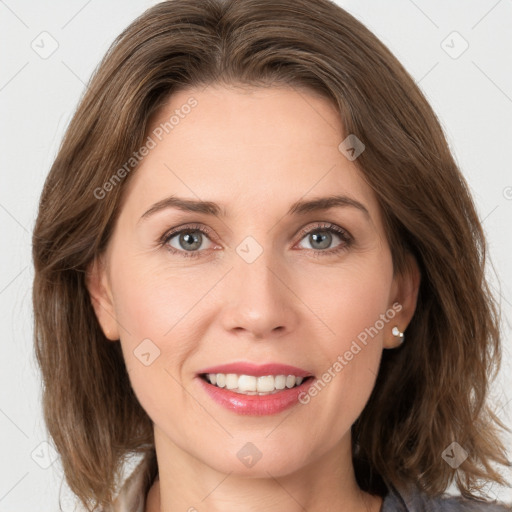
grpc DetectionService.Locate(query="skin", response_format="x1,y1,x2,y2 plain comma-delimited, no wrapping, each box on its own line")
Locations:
87,84,420,512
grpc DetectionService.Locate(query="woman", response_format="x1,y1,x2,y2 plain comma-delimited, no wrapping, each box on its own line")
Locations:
32,0,511,511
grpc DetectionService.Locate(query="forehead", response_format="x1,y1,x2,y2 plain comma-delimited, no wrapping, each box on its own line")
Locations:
121,84,381,222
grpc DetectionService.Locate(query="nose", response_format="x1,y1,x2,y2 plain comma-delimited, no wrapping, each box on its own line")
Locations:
218,249,300,340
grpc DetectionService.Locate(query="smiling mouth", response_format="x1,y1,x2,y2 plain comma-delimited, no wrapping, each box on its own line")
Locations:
199,373,314,395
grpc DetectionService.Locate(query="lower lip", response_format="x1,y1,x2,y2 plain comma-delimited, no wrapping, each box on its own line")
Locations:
197,376,315,415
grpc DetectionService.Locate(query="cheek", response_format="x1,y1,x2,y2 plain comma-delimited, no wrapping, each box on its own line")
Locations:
108,260,197,425
110,252,201,342
106,247,228,412
300,253,394,346
297,255,393,427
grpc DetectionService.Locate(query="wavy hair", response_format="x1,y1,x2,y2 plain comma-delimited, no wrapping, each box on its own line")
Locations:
32,0,511,510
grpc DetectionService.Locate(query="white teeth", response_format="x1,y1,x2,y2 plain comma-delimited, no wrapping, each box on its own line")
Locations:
216,374,226,388
205,373,307,394
286,375,296,388
239,375,257,392
225,373,238,389
256,375,274,392
274,375,286,390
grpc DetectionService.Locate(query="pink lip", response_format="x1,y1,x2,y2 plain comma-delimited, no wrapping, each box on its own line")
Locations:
197,362,314,378
196,362,316,415
197,375,315,416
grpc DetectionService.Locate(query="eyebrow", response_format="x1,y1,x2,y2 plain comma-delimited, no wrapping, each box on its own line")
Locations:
139,194,370,222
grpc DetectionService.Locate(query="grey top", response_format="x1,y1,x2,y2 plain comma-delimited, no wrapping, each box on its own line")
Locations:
107,456,511,512
381,482,511,511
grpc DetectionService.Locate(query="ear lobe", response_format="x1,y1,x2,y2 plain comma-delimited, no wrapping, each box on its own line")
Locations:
85,257,120,341
384,253,421,349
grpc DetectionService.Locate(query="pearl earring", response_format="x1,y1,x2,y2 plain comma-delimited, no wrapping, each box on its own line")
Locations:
391,326,404,343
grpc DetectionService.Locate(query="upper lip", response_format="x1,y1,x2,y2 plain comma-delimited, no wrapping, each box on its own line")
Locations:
197,362,314,378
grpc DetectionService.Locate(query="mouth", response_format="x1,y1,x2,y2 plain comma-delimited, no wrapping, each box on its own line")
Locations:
195,362,316,415
199,373,315,396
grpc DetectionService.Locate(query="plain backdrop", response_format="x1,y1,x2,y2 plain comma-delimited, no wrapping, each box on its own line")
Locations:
0,0,511,510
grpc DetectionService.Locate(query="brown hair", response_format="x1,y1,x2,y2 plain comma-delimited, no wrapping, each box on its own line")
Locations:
32,0,511,510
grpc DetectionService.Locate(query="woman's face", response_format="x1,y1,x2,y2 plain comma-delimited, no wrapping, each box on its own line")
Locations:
88,84,418,477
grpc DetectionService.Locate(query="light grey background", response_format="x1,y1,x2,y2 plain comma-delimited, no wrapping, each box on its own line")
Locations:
0,0,511,510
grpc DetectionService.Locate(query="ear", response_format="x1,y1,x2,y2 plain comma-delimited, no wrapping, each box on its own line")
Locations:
85,256,120,341
384,252,421,349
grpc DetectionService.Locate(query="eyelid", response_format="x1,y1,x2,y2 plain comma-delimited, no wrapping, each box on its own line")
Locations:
159,222,216,245
160,221,353,257
294,222,352,245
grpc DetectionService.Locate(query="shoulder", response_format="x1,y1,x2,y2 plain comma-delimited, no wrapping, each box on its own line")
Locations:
108,453,157,512
382,482,511,512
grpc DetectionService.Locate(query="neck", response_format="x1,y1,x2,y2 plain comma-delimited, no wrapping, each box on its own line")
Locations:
145,426,383,512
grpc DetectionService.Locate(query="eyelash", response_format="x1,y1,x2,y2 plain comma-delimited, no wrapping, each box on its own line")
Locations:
159,222,353,259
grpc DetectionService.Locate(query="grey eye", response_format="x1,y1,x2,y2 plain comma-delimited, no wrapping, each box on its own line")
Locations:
167,230,212,252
